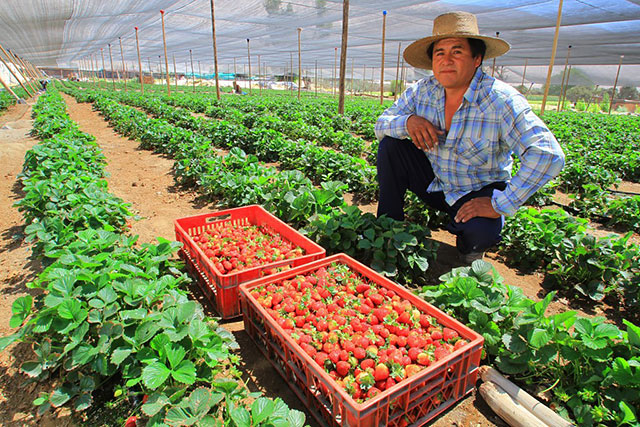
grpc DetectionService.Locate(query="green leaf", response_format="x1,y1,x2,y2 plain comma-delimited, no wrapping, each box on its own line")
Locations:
165,407,195,427
167,345,187,369
624,319,640,348
619,401,637,425
9,296,33,328
611,357,634,386
287,409,306,427
49,386,72,408
594,322,620,340
135,321,161,345
251,397,275,424
141,393,171,417
74,393,92,411
142,362,171,390
186,387,213,416
172,360,197,385
229,406,251,427
110,347,133,366
57,299,83,320
530,328,551,349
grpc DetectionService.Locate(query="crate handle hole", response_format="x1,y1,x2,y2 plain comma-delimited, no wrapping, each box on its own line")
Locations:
207,214,231,222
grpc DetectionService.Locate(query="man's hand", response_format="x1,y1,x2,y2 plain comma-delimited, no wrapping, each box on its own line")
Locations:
455,197,500,223
407,115,444,151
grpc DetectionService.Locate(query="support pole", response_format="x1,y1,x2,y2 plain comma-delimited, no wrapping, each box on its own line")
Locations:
560,64,572,111
91,53,97,87
173,54,177,92
160,10,171,96
557,45,571,111
0,45,33,96
0,73,21,102
135,27,144,93
247,38,252,95
521,58,528,88
108,43,116,90
101,48,107,88
119,37,127,92
351,58,354,98
290,52,294,96
541,0,564,115
608,55,623,114
209,0,221,100
158,55,163,84
190,49,196,92
8,51,37,92
258,54,262,96
297,28,302,100
333,47,337,97
315,60,318,96
337,0,349,114
380,10,387,105
394,42,401,100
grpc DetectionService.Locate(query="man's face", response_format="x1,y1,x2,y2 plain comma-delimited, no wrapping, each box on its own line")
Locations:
432,37,481,91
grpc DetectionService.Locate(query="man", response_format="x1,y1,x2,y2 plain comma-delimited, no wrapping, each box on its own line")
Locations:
375,11,564,263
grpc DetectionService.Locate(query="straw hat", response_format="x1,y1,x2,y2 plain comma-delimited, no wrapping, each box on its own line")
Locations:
403,11,510,70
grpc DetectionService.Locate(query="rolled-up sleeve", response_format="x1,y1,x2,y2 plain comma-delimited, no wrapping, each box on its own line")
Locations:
374,81,419,141
491,97,565,216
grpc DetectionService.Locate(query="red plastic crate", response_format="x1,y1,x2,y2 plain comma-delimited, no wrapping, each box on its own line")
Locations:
239,254,484,427
175,205,325,319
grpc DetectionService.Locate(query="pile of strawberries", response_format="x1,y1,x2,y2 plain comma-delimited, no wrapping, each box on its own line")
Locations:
250,262,468,402
193,223,305,274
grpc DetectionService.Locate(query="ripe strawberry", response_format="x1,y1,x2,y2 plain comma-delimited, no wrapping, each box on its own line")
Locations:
336,360,350,377
353,347,366,360
373,364,389,381
434,347,450,361
443,327,459,341
430,329,443,341
360,358,375,370
366,387,381,399
416,352,431,366
125,416,137,427
405,364,422,377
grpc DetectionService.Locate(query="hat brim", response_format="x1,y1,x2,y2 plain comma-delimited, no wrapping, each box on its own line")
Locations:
403,34,510,70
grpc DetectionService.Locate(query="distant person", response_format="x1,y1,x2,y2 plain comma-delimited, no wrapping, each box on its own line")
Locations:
234,83,243,95
375,11,565,264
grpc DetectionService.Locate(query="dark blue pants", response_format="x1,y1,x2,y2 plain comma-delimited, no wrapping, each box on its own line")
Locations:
376,136,505,254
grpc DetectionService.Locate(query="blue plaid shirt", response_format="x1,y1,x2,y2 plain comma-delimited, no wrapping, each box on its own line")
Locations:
375,68,564,216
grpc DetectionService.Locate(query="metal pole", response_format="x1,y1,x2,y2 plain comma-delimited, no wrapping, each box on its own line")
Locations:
247,38,252,94
541,0,564,115
521,58,528,88
135,27,144,93
337,0,349,114
108,44,117,90
119,37,127,91
557,45,571,111
380,10,387,105
210,0,221,100
190,49,195,92
608,55,624,114
160,10,171,95
297,28,302,100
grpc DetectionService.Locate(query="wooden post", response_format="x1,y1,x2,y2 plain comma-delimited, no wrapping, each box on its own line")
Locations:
247,39,252,95
557,45,571,111
0,45,33,96
315,60,318,96
209,0,221,100
158,55,164,85
541,0,564,115
380,10,387,105
108,44,117,90
479,382,548,427
8,51,37,92
394,42,401,100
0,73,21,102
173,54,178,92
119,37,127,92
258,54,262,96
135,27,144,93
190,49,195,92
147,57,152,81
337,0,349,114
560,64,573,111
351,58,354,97
297,28,302,100
160,10,171,96
101,48,107,87
91,53,97,87
521,58,528,88
479,367,575,427
608,55,623,114
362,64,366,94
333,47,337,97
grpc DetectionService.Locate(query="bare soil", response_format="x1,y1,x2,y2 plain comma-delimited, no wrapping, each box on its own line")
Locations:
1,92,630,426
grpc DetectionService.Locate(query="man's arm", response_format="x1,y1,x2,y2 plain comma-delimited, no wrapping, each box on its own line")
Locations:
374,81,419,141
491,97,565,217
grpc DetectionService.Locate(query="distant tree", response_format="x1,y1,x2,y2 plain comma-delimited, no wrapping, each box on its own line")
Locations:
619,86,639,100
565,86,596,103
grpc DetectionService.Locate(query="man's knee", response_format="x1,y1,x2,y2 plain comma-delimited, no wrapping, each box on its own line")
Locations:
453,217,504,253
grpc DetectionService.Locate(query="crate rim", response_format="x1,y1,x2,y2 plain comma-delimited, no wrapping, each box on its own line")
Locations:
174,204,326,279
239,252,484,411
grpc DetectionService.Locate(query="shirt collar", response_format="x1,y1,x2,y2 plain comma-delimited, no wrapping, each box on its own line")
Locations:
463,67,486,106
